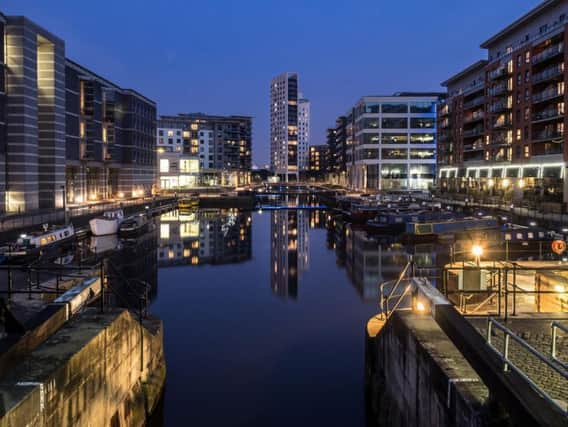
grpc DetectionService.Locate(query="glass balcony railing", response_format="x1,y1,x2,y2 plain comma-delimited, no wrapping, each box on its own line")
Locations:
532,87,564,103
463,96,485,109
532,63,564,84
532,42,564,64
532,108,564,122
533,130,564,142
488,66,508,80
489,101,511,113
463,111,485,123
463,126,484,138
488,83,510,96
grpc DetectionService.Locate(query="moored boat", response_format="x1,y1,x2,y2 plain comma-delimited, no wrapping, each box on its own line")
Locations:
89,209,124,236
119,213,149,236
405,216,498,240
0,223,75,262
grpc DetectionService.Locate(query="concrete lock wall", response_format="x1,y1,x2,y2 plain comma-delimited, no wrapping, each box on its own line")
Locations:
366,312,491,427
0,308,165,427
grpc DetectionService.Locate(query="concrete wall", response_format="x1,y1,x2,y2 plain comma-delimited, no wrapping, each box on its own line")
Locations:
0,308,165,427
366,312,494,427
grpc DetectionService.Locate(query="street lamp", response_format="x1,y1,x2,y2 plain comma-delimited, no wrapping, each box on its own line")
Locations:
472,244,483,266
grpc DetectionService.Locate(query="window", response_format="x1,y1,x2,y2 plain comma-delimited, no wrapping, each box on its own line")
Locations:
382,133,408,144
167,130,174,137
516,129,521,141
523,146,530,158
160,159,169,173
180,159,199,173
525,51,530,63
410,118,434,128
410,102,434,113
524,107,530,120
382,103,408,113
525,70,530,82
409,149,435,159
364,118,380,129
410,133,434,144
539,24,548,34
363,134,380,144
168,138,173,144
517,55,522,66
159,130,164,136
382,118,408,129
365,103,381,113
381,148,407,159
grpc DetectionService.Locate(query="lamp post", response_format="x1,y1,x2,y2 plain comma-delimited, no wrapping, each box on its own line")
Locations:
472,244,483,267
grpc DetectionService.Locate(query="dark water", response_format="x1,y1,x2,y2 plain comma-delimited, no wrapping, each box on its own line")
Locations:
151,209,379,426
10,205,556,426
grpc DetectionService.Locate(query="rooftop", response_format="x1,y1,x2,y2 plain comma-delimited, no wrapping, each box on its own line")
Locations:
480,0,563,48
441,60,488,87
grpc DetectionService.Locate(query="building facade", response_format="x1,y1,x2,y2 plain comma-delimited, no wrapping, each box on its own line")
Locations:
298,95,310,171
438,0,568,212
349,93,442,191
0,12,156,214
327,115,350,185
157,113,252,189
270,72,299,181
308,144,330,176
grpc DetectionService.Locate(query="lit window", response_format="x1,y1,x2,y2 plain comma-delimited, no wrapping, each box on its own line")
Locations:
167,130,174,137
160,159,169,173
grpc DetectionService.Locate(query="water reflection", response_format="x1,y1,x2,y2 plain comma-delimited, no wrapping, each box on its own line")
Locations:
270,210,309,299
156,209,252,267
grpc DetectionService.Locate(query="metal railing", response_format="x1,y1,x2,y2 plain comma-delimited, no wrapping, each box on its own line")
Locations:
379,259,414,319
551,321,568,369
486,317,568,417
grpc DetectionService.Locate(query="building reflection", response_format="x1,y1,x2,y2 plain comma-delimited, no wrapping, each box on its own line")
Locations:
157,209,252,267
270,209,309,299
343,224,437,301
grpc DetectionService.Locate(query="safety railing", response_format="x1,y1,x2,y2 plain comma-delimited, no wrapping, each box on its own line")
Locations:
551,321,568,369
486,317,568,417
379,259,413,319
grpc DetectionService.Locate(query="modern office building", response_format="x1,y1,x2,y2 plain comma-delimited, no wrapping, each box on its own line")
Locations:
65,61,156,204
157,113,252,189
0,12,156,214
308,144,330,176
438,0,568,212
298,94,310,171
349,93,442,191
270,72,300,181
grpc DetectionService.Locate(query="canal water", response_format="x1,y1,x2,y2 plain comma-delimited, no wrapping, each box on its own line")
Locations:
151,209,379,426
6,204,558,426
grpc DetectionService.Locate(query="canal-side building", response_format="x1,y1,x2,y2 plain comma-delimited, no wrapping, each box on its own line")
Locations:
270,72,302,181
349,93,442,191
0,12,156,214
65,61,156,204
308,144,330,177
438,0,568,212
157,113,252,190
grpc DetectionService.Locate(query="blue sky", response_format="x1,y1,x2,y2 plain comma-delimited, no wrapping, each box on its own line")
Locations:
6,0,540,165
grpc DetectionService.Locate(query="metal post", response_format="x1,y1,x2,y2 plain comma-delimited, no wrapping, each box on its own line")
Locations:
27,270,32,300
512,265,517,316
498,269,502,317
504,334,510,372
551,324,557,359
99,264,105,313
487,318,493,345
504,268,508,321
7,268,12,301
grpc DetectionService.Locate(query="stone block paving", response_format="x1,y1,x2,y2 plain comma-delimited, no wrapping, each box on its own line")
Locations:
469,318,568,409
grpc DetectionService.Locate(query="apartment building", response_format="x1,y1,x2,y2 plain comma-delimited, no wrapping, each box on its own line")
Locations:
298,95,310,171
270,72,302,181
308,144,329,175
326,115,350,184
438,0,568,211
349,93,442,191
0,12,156,214
157,113,252,189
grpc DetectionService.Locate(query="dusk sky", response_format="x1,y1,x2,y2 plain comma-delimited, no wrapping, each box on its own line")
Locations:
7,0,539,166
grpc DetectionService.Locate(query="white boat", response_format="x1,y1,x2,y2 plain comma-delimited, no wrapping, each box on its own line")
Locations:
0,223,75,261
89,209,124,236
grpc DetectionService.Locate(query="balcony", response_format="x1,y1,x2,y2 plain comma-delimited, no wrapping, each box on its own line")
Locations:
532,86,564,104
463,111,485,124
438,132,450,142
463,126,484,138
463,139,484,152
491,133,512,146
463,96,485,109
488,83,510,97
532,129,564,142
438,104,450,117
489,101,511,113
532,107,564,123
532,42,564,65
488,66,508,80
532,63,564,84
491,117,512,129
440,119,450,129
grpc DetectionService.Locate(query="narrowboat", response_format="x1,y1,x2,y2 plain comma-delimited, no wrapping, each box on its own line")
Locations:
119,213,150,236
0,223,75,262
405,217,498,240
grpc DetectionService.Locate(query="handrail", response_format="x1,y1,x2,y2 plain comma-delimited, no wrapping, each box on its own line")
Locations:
551,321,568,368
487,317,568,416
388,284,413,316
379,260,412,318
